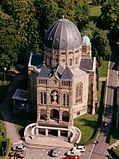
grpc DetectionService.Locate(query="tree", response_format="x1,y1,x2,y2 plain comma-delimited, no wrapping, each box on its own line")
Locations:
34,0,59,50
98,0,119,40
35,0,89,50
11,0,40,53
92,0,102,5
0,9,17,69
82,22,111,64
92,30,111,62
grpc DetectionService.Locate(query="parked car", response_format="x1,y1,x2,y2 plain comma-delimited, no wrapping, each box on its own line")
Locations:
8,151,26,158
11,145,25,152
51,148,59,157
64,155,80,159
74,144,86,152
67,147,81,156
67,148,75,155
15,151,26,158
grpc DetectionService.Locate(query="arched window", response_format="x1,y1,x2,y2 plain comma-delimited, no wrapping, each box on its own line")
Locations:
63,93,69,106
62,111,69,122
69,59,72,66
40,91,47,104
75,83,83,103
75,57,78,64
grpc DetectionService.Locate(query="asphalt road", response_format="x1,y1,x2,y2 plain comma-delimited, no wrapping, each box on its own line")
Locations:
82,60,118,159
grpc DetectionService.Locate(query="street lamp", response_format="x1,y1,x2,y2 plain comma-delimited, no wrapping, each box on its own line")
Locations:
3,67,6,81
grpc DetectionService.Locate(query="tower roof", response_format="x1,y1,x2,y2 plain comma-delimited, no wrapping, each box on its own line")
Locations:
44,17,82,51
82,35,91,46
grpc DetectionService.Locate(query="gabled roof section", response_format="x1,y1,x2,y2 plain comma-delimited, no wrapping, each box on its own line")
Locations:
56,64,64,76
72,68,87,78
12,89,27,101
30,53,43,66
61,67,73,80
80,59,94,71
38,63,50,78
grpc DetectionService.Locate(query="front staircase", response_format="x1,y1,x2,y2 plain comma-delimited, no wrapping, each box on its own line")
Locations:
69,126,81,143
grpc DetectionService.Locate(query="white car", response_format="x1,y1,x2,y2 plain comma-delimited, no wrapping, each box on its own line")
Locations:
75,145,86,152
67,147,81,156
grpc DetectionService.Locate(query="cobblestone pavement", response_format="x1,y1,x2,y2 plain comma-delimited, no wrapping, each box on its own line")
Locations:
24,147,70,159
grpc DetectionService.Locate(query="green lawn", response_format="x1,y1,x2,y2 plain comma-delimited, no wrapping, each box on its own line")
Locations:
89,5,101,17
0,113,11,158
116,88,119,105
74,80,105,145
97,81,103,107
114,146,119,157
110,128,119,145
0,113,6,139
99,61,108,77
74,114,98,144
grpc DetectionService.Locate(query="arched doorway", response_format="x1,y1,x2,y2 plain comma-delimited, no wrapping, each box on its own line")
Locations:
62,111,69,122
50,109,59,120
40,109,47,120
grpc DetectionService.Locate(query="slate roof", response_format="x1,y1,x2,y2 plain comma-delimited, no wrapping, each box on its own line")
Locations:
12,89,27,101
72,68,87,77
30,54,43,66
56,64,64,76
80,59,94,70
44,17,82,51
61,67,73,80
38,64,50,78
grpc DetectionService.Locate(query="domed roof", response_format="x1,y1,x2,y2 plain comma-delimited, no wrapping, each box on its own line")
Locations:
44,17,82,51
82,35,91,46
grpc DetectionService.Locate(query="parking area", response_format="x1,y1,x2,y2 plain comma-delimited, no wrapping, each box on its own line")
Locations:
24,147,70,159
8,143,88,159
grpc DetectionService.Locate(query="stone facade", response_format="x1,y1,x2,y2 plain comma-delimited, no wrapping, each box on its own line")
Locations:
27,17,97,140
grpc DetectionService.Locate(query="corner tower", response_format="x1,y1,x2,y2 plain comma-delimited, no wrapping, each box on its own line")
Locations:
82,35,92,59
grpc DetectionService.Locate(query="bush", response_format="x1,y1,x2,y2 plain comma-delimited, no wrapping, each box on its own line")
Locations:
0,139,11,157
108,148,119,159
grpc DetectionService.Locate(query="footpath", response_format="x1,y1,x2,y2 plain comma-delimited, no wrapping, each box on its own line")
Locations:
0,74,23,145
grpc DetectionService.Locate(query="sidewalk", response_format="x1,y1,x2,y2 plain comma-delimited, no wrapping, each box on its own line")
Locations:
0,74,24,145
24,136,73,149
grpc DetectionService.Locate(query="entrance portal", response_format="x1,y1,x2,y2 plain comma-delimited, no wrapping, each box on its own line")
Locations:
50,109,59,120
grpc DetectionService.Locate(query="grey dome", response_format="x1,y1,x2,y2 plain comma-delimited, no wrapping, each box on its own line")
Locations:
44,18,82,51
82,35,91,45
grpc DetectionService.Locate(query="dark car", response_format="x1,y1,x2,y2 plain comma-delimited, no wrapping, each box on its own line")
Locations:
8,151,26,158
51,148,59,157
11,145,25,152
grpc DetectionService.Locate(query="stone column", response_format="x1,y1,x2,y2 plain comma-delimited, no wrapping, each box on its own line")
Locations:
45,129,48,136
37,111,40,122
47,108,50,121
35,127,39,135
47,89,50,105
58,130,61,137
59,110,62,123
